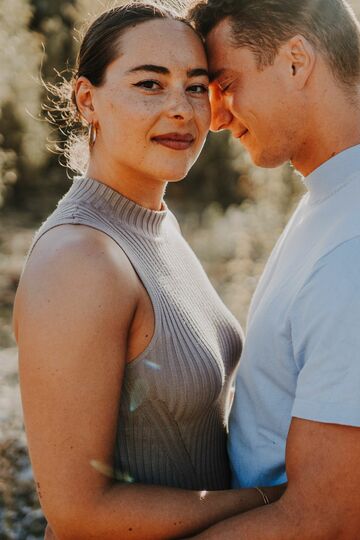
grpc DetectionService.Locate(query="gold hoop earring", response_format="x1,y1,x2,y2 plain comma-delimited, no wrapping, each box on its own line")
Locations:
88,123,97,148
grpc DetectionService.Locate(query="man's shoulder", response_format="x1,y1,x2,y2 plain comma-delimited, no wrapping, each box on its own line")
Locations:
290,235,360,332
306,234,360,288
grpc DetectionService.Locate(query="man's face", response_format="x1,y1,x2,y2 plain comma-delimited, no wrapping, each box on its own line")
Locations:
206,19,304,168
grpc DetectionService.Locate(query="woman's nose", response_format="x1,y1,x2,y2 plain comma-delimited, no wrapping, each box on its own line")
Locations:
166,90,194,122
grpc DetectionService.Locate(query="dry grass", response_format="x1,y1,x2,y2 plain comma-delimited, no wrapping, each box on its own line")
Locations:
0,436,46,539
0,214,35,348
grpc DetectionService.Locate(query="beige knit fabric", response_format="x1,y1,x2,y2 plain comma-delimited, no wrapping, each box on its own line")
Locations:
30,176,243,490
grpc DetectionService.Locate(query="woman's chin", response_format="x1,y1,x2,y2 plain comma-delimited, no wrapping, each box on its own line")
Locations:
152,153,198,183
155,165,192,183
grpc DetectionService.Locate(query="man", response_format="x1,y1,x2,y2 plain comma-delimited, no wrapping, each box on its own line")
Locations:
189,0,360,538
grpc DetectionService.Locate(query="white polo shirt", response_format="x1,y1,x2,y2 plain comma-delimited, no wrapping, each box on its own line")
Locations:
229,145,360,488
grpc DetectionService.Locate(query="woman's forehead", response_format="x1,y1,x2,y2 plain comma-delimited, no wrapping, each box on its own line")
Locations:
115,18,207,69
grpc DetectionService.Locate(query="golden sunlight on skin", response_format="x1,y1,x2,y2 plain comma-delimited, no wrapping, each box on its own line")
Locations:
206,19,307,170
75,19,211,211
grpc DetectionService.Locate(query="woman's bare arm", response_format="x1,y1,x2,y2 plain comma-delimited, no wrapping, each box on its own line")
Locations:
14,226,284,540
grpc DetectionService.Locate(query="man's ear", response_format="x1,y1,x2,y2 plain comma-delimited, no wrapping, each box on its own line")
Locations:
74,76,97,125
283,35,316,89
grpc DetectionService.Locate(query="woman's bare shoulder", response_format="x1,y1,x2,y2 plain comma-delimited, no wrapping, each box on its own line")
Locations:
27,224,135,275
14,224,139,336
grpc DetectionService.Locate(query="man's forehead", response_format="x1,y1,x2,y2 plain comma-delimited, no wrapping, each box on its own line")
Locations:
206,17,233,51
206,24,260,82
205,18,237,76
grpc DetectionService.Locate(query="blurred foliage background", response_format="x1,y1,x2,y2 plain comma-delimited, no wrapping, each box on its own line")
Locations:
0,0,359,537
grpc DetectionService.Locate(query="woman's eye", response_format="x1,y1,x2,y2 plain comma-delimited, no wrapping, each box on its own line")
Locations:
188,84,209,95
133,80,161,90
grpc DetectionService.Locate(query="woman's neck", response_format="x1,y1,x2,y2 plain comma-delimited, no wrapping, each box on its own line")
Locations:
86,156,167,211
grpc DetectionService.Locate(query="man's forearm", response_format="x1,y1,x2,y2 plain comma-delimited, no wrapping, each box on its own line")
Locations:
191,499,288,540
192,496,339,540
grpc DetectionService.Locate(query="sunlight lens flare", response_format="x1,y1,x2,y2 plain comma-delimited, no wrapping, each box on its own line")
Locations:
90,459,134,483
144,360,161,371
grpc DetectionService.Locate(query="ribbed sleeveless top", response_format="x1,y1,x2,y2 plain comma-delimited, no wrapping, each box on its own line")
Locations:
30,176,243,490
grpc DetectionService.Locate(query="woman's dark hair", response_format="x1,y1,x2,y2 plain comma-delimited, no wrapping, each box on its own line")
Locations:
46,2,187,173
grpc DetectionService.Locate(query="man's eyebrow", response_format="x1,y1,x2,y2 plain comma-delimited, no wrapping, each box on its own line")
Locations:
209,69,226,82
127,65,170,75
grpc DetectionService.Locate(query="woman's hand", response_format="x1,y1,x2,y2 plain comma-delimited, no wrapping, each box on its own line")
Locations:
262,482,288,504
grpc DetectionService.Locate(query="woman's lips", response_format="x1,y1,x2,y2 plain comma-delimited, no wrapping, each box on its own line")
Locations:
151,133,195,151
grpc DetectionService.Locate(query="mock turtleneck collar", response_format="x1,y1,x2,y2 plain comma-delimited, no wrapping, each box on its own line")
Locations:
303,144,360,204
68,176,168,236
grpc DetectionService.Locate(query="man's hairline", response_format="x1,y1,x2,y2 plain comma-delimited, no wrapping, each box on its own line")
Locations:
205,15,357,84
204,15,291,73
205,16,284,78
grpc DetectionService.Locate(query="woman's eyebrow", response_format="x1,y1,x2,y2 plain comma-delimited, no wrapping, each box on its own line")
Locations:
127,65,209,78
127,64,170,75
188,68,209,79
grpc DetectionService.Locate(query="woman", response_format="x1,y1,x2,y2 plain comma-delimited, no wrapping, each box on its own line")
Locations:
13,3,284,539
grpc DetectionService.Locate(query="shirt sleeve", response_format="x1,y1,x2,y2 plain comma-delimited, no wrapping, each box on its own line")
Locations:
290,237,360,427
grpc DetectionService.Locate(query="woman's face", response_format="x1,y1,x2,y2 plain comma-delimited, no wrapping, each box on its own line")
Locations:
89,18,210,183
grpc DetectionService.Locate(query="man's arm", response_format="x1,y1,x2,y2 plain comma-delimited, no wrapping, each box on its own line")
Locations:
193,417,360,539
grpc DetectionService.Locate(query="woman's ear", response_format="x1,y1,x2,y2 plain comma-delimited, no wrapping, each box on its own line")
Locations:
74,76,97,124
283,35,316,89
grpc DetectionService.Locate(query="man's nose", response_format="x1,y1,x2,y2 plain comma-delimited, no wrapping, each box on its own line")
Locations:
209,90,233,132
